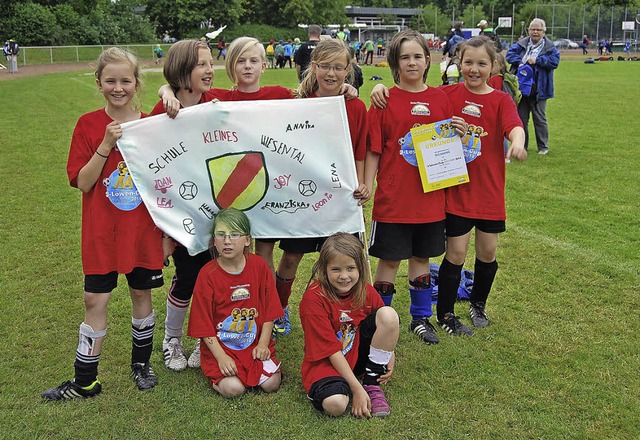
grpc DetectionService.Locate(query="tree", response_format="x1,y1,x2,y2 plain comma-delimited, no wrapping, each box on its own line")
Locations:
4,2,58,45
147,0,243,39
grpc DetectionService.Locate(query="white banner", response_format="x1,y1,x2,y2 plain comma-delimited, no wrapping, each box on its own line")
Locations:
117,97,365,255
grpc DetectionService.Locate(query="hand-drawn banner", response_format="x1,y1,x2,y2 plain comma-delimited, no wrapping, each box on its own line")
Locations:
117,97,364,255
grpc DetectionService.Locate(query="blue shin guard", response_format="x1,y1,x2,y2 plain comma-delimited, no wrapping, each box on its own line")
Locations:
374,282,395,307
409,287,433,319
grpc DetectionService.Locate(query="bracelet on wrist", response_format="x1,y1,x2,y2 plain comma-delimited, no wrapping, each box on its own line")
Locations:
95,150,109,159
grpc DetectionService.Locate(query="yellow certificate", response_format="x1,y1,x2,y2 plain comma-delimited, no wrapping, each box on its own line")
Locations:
410,119,469,193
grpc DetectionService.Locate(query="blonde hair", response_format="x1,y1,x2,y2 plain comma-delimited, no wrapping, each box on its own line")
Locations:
163,39,211,93
225,37,266,84
387,29,431,85
296,39,352,98
308,233,368,309
95,47,142,109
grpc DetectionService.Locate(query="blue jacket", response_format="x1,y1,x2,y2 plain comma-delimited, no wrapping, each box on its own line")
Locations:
506,36,560,100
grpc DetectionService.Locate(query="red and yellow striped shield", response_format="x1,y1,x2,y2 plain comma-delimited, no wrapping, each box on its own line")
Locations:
206,152,268,210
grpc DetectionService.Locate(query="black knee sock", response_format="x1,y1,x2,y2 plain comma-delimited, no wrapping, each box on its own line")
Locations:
436,258,463,321
362,360,387,386
74,355,99,387
131,313,155,364
470,258,498,304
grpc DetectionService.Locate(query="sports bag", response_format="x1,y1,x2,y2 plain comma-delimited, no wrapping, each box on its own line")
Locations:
516,64,535,97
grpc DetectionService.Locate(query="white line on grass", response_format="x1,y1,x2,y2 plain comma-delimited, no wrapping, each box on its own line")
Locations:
509,224,639,279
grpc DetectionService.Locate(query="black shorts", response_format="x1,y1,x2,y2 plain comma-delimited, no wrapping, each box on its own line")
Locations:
84,267,164,294
279,237,328,254
369,221,445,261
307,309,379,412
255,238,279,244
169,246,212,301
445,213,506,237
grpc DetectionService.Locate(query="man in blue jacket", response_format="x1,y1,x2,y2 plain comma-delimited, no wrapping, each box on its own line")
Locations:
506,18,560,155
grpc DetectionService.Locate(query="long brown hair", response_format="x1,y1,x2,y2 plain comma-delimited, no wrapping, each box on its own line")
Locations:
308,233,368,309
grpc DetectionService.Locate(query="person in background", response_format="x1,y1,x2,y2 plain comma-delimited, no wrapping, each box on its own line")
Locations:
295,24,322,81
347,46,364,93
506,18,560,155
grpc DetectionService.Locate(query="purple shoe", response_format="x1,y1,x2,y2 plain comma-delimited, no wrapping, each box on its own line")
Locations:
363,384,390,417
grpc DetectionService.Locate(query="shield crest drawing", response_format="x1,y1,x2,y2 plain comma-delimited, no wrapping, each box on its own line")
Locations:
207,151,268,210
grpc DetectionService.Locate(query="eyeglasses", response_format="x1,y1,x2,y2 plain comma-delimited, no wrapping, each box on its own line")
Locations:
529,28,544,32
314,63,348,72
213,232,246,241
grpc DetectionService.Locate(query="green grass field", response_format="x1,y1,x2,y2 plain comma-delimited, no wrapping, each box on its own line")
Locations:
0,59,639,439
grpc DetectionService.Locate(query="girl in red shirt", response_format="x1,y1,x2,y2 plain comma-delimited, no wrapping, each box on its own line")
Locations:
150,39,223,372
438,37,526,331
275,39,370,336
187,208,282,397
43,47,165,401
364,30,467,345
300,233,399,418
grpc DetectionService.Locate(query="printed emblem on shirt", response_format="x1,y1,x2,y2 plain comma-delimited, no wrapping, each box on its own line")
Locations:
103,161,143,211
461,103,482,118
230,285,250,301
217,307,258,350
398,123,424,166
337,322,356,355
461,124,488,163
339,311,353,323
410,103,430,116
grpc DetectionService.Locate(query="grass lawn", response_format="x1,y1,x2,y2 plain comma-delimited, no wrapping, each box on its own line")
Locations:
0,56,638,439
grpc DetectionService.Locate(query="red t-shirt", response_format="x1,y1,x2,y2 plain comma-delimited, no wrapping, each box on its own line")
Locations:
187,254,283,386
309,93,368,162
215,85,294,102
442,83,523,220
367,86,453,223
149,88,228,116
487,74,503,90
299,282,384,392
66,109,163,275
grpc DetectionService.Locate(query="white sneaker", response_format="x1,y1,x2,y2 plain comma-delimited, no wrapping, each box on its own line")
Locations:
187,341,201,368
162,338,188,371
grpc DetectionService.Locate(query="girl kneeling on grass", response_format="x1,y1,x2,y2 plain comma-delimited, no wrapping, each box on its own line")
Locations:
43,47,165,400
187,208,283,397
300,233,399,418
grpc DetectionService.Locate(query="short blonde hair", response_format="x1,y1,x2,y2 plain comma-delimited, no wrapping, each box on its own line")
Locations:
225,37,266,84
